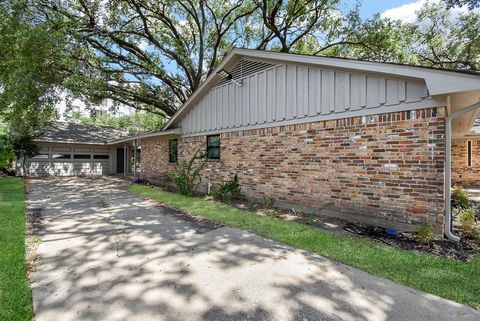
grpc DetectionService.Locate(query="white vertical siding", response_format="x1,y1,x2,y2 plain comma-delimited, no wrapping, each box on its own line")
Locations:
180,63,434,135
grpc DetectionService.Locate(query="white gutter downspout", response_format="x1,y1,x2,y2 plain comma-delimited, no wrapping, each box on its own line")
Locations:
445,100,480,241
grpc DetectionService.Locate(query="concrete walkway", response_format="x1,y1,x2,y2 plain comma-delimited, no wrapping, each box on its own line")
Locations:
27,177,479,321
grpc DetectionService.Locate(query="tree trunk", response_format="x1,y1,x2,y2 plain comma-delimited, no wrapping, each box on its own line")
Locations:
22,155,27,179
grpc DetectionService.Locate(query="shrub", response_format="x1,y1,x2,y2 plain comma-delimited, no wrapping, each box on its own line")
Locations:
262,196,275,208
452,185,470,208
415,224,435,245
459,207,477,236
0,134,15,174
214,174,242,200
169,148,206,196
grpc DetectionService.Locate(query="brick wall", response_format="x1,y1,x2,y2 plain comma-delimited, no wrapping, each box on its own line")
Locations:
452,139,480,186
141,107,446,231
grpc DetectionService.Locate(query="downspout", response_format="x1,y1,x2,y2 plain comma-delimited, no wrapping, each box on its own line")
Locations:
444,100,480,241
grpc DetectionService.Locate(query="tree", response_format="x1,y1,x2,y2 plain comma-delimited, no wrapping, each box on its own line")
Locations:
0,1,64,176
30,0,259,117
0,1,63,135
11,134,40,178
69,111,166,135
25,0,399,117
404,3,480,70
0,120,14,173
443,0,480,9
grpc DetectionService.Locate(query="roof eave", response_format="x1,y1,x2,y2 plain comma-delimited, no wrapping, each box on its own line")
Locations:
33,139,109,145
107,127,182,144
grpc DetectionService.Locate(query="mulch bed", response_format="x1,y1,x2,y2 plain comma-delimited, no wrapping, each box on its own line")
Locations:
226,198,480,261
343,222,479,261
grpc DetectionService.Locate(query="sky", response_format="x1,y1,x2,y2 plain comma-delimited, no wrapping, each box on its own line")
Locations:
359,0,438,22
359,0,416,18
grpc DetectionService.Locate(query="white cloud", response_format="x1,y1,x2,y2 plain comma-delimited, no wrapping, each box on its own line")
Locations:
380,0,469,23
381,0,431,23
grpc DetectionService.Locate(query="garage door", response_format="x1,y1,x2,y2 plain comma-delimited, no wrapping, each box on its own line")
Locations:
27,146,111,176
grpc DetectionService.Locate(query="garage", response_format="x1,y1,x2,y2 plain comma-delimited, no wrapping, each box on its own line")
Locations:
18,122,136,177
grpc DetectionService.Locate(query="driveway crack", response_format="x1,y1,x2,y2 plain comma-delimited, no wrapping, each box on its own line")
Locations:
100,199,127,258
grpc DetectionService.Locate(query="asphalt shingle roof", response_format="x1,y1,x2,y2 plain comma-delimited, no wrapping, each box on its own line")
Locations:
35,121,128,144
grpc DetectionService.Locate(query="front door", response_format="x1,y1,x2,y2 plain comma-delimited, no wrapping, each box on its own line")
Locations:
116,148,124,174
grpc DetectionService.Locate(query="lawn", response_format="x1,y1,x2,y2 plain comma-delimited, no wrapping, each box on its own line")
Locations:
130,184,480,309
0,177,33,321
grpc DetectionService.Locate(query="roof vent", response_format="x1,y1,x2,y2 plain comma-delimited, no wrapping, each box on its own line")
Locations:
216,59,276,87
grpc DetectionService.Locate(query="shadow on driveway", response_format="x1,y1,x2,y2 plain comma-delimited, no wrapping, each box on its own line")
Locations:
27,176,480,321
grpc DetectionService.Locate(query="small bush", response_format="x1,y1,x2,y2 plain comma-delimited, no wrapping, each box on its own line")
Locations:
214,174,242,200
452,185,470,208
319,201,335,211
262,196,275,208
459,207,477,236
170,148,207,196
415,224,435,245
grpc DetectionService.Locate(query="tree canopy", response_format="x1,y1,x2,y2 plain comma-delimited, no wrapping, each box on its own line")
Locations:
1,0,479,121
69,111,166,135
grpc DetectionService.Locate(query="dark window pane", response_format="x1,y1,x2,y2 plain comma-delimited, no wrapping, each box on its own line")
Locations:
207,135,220,147
207,135,220,159
468,141,472,167
169,139,178,163
93,155,109,160
51,153,71,159
74,154,91,159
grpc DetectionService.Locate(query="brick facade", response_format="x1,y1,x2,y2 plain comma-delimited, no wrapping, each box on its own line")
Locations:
140,107,446,231
452,139,480,186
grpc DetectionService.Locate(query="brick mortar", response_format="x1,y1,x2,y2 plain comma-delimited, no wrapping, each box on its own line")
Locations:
452,139,480,186
141,107,446,229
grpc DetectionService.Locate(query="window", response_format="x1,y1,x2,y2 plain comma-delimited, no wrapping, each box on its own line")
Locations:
74,154,91,159
51,154,71,159
467,140,473,167
93,155,109,160
207,135,220,159
169,139,178,163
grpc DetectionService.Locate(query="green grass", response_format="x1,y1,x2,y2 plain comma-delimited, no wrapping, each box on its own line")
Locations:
130,184,480,309
0,177,33,321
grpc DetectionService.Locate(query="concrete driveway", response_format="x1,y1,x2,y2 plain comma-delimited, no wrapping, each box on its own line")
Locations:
27,177,479,321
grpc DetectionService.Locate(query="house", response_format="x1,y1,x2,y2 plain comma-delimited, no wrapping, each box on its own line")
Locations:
18,122,138,176
24,49,480,239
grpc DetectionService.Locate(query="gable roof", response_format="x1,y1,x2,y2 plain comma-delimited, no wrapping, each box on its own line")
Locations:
164,48,480,130
34,121,129,145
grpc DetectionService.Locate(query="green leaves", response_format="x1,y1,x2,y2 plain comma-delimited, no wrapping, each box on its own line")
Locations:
0,1,64,137
2,0,480,122
69,111,166,135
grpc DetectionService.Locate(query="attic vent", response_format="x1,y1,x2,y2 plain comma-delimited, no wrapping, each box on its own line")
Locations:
216,59,276,87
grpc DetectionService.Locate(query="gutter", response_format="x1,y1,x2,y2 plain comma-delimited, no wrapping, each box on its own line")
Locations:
106,127,182,144
444,100,480,241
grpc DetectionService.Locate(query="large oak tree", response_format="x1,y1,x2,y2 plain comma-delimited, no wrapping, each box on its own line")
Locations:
25,0,396,116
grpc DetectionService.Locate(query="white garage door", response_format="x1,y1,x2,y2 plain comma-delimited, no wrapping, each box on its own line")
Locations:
27,146,111,176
